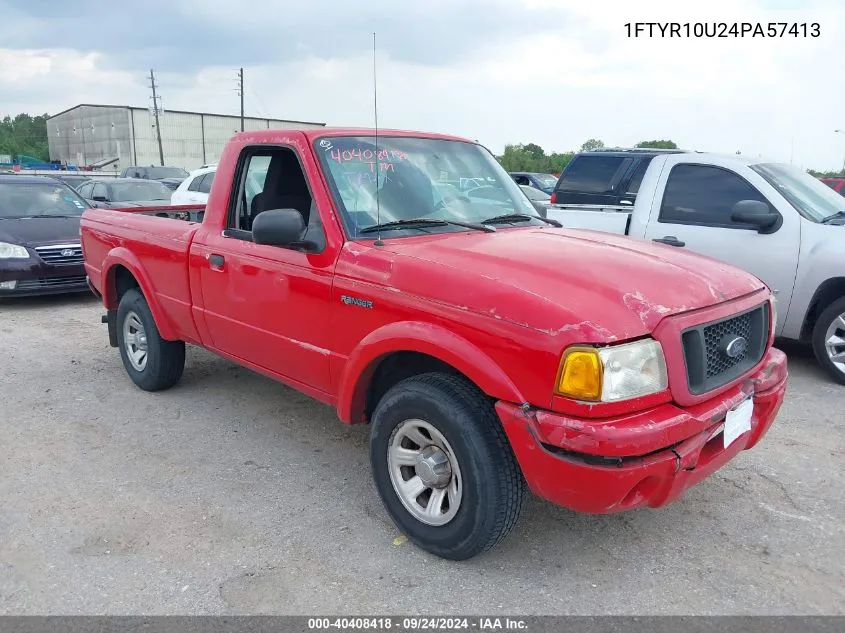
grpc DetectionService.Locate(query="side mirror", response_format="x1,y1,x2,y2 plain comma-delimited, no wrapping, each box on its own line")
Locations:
252,209,305,247
731,200,780,233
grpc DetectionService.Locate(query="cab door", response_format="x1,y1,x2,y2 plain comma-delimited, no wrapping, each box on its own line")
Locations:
191,144,337,395
640,156,800,327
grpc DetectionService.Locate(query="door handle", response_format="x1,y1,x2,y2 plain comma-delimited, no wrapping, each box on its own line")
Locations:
652,235,685,247
209,253,225,268
619,199,633,206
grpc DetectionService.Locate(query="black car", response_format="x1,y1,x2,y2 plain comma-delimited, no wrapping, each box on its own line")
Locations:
551,148,684,207
77,178,173,208
0,175,92,297
119,165,189,191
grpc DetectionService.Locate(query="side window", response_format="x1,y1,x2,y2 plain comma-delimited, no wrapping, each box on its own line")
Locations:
78,182,93,198
659,164,770,228
228,147,324,250
626,160,651,195
198,171,215,194
188,175,203,192
92,183,108,200
558,156,632,193
514,175,530,186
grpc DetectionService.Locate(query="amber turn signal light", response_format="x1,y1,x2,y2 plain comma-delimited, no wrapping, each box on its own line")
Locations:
556,347,602,401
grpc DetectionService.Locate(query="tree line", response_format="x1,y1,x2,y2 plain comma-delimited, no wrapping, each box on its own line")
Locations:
496,139,679,175
2,111,843,178
0,113,50,162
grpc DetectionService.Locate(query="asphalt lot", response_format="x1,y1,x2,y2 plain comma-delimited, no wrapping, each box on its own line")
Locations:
0,293,843,615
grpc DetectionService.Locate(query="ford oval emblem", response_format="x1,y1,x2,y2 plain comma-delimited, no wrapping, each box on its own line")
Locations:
724,336,748,359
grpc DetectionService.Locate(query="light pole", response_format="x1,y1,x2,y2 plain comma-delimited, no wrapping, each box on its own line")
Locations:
835,129,845,174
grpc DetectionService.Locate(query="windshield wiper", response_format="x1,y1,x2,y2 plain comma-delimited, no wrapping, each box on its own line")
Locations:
358,217,496,234
480,213,562,227
19,214,76,219
822,211,845,224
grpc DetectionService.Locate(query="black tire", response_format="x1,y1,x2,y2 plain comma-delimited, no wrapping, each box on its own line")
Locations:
116,288,185,391
369,372,524,560
812,296,845,385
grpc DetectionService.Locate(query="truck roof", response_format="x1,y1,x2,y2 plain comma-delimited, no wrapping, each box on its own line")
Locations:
236,127,477,145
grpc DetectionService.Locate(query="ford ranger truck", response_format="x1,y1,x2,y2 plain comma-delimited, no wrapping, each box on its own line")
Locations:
548,148,845,384
81,128,788,560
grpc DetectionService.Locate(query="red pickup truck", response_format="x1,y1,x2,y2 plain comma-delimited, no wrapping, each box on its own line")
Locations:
82,128,788,560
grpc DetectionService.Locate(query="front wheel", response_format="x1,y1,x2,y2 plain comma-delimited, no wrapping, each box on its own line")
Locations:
117,288,185,391
369,373,524,560
812,297,845,385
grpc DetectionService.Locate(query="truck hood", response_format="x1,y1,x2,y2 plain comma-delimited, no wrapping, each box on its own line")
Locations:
0,216,82,247
384,227,765,341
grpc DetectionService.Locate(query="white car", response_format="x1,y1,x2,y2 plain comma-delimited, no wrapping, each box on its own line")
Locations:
170,166,215,205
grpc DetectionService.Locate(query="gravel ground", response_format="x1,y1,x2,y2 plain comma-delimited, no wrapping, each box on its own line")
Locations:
0,293,843,615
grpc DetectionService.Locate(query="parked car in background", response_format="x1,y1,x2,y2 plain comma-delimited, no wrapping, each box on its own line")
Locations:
519,184,551,217
171,166,215,205
82,127,786,560
0,175,91,297
820,177,845,196
509,171,558,194
119,165,189,191
52,174,92,191
77,178,174,208
547,150,845,384
549,148,683,207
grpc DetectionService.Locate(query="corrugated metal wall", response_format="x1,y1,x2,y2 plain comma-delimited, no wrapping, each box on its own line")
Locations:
48,105,325,172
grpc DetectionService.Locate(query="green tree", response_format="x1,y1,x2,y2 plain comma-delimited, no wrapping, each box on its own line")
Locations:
0,113,50,162
497,143,574,175
635,139,678,149
580,138,604,152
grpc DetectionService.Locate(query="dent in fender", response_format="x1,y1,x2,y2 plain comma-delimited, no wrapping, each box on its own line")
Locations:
336,321,525,424
101,247,178,341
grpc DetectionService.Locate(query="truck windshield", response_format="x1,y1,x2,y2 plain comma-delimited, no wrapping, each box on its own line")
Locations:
750,163,845,223
314,136,541,238
0,182,89,218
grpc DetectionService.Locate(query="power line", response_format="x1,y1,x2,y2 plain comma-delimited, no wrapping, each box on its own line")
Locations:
149,69,165,166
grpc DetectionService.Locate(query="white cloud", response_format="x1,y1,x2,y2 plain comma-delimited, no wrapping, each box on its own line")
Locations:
1,0,844,170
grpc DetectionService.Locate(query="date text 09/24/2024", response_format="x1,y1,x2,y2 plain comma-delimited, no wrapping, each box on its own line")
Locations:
308,617,528,630
625,22,820,37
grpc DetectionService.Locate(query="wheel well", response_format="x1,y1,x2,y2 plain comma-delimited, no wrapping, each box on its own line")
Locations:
800,277,845,341
111,265,140,305
364,352,467,422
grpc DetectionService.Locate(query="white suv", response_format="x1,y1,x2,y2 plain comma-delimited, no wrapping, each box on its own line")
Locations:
171,166,215,205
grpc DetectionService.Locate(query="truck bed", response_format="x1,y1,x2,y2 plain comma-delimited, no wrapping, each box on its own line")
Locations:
81,204,207,345
546,204,631,234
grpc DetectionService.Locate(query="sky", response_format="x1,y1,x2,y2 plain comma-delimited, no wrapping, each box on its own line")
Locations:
1,0,844,170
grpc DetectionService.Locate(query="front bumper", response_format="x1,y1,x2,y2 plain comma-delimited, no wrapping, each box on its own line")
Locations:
0,260,89,297
497,347,788,514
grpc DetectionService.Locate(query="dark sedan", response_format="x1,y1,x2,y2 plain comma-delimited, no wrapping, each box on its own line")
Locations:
0,175,92,297
77,178,174,208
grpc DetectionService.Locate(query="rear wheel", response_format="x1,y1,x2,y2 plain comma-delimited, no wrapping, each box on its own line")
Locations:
117,288,185,391
369,373,524,560
812,296,845,385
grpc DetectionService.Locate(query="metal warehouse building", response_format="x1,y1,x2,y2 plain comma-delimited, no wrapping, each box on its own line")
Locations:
47,104,326,172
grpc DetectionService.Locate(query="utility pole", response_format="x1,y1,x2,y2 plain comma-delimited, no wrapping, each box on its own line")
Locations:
238,67,245,132
149,69,165,166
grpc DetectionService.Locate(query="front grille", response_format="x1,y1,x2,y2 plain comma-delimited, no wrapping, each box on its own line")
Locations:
35,244,83,266
682,303,769,394
16,275,87,290
704,311,753,378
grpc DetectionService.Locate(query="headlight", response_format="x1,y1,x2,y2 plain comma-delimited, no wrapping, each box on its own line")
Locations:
0,242,29,259
556,339,668,402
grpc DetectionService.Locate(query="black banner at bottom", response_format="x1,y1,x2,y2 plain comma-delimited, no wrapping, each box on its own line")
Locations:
0,616,841,633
